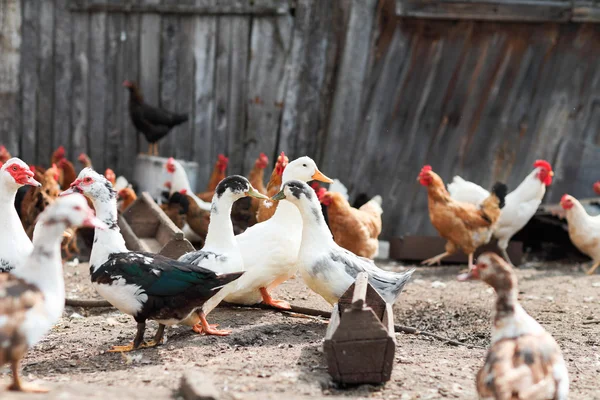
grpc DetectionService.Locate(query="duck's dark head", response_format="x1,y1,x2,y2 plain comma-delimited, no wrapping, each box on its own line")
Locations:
215,175,269,201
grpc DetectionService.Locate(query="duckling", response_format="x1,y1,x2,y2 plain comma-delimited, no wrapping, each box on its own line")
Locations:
225,156,334,309
178,176,269,335
272,180,414,305
61,169,244,351
458,253,569,400
0,194,105,392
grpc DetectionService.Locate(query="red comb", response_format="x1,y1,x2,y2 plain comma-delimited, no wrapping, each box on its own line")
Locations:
218,154,229,163
310,182,321,190
560,194,569,203
167,157,175,164
179,189,187,195
533,160,552,171
421,165,433,172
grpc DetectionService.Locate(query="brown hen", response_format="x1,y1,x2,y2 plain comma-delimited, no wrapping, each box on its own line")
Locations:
256,151,289,223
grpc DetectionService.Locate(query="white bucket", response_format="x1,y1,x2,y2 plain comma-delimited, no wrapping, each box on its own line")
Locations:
133,154,199,202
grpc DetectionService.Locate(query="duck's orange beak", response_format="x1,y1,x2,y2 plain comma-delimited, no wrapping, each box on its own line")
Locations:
311,169,333,183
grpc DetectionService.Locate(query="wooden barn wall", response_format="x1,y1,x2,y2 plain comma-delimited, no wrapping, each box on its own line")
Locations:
2,0,600,239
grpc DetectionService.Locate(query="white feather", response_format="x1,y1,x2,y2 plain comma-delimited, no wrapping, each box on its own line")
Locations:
328,179,349,201
447,175,490,205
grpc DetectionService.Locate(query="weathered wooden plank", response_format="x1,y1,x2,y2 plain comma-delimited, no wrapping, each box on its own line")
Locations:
105,11,123,171
20,0,39,163
158,13,180,158
0,0,21,155
244,15,293,173
324,0,378,179
227,16,250,175
213,17,232,167
397,0,572,22
139,1,161,154
71,12,90,161
120,12,141,176
192,15,217,189
176,11,196,161
69,0,290,15
37,0,55,163
89,12,108,170
52,0,73,156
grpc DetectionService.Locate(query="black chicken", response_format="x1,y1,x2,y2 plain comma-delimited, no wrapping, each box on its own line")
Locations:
123,80,189,156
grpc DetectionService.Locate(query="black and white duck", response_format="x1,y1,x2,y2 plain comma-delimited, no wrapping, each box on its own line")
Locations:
61,168,244,351
271,180,414,305
0,194,104,392
178,175,268,335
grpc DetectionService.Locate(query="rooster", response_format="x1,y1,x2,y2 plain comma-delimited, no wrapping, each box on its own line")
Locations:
256,151,289,223
247,153,269,225
51,146,77,189
197,154,229,202
0,145,11,164
560,194,600,275
123,80,188,156
447,160,553,265
418,165,507,270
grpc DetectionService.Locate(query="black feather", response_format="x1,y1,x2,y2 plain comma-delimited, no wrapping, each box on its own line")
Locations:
491,182,508,209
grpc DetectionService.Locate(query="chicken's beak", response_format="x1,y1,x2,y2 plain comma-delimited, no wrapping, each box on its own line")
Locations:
271,190,286,201
62,230,72,239
246,186,269,200
311,169,333,183
549,171,554,177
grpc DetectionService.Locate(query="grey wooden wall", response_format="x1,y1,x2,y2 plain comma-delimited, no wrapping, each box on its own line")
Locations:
2,0,600,239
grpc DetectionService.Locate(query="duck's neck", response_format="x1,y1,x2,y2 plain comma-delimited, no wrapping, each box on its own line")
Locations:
0,185,20,225
204,195,237,250
14,223,65,307
90,198,128,271
272,199,303,227
491,286,544,343
297,200,336,254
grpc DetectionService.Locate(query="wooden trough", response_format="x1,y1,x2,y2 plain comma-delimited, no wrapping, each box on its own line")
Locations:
389,236,523,265
324,272,395,385
119,192,195,259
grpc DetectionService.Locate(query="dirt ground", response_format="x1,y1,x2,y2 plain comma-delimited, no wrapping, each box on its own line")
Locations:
2,259,599,399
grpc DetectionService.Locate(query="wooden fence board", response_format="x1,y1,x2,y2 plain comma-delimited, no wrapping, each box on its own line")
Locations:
70,12,90,161
88,12,107,168
20,0,39,163
192,15,217,189
213,16,232,173
244,15,293,174
69,0,290,15
53,0,73,157
120,12,141,174
158,13,180,158
176,9,196,161
38,0,55,164
139,1,161,155
0,0,21,156
105,11,123,172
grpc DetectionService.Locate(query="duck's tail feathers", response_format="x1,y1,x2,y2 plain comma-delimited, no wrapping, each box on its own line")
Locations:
376,268,415,304
212,271,244,291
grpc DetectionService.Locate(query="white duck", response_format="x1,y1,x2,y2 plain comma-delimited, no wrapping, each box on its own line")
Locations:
0,194,104,392
178,175,268,334
223,156,333,308
0,158,41,273
272,180,414,305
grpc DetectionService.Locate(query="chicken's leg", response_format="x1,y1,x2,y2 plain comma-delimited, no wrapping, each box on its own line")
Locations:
421,251,450,266
147,142,153,155
500,248,515,268
192,311,231,336
153,143,159,156
468,253,474,270
260,287,291,310
108,322,161,352
586,260,600,275
8,360,48,393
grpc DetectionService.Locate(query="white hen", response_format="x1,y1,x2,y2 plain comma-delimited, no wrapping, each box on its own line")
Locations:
560,194,600,275
447,160,554,265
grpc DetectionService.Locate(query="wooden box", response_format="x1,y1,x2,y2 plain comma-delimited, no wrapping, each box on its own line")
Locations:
389,236,523,265
323,272,395,385
119,192,194,259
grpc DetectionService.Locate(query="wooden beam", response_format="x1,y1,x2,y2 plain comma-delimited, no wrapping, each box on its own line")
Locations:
397,0,573,22
68,0,290,15
0,0,21,156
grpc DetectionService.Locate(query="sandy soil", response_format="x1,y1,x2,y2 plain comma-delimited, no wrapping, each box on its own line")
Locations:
2,259,599,399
